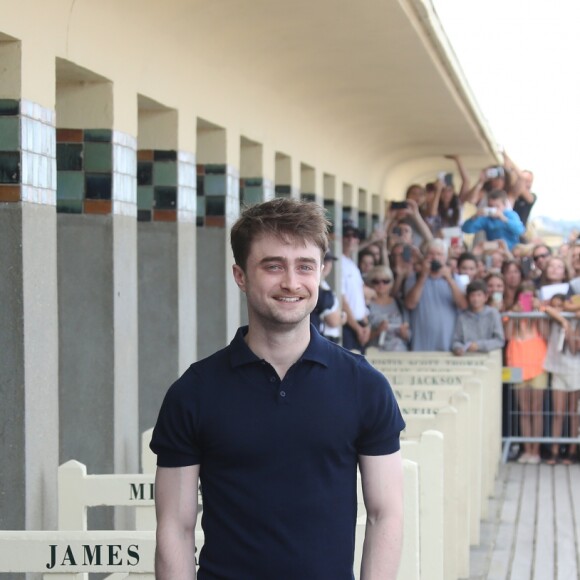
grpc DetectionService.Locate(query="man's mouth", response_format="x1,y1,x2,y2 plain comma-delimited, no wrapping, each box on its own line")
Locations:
275,297,303,302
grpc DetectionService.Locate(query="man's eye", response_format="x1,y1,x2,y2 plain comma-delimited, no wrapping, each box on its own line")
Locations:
266,265,282,271
299,265,314,272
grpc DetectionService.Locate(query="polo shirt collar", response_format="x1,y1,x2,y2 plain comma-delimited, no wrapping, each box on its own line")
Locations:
229,325,331,369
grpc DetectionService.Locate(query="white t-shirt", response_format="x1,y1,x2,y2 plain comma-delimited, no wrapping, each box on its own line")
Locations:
341,255,368,320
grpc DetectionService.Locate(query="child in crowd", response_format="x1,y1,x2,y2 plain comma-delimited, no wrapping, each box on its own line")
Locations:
543,294,580,464
504,281,549,464
452,280,504,356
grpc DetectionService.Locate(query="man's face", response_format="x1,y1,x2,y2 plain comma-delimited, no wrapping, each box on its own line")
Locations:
468,290,487,312
233,233,322,329
458,259,477,281
342,231,359,255
522,171,534,191
532,246,551,272
427,246,446,264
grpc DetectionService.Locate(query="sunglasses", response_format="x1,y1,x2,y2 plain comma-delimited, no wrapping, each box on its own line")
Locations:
371,279,392,285
533,253,550,261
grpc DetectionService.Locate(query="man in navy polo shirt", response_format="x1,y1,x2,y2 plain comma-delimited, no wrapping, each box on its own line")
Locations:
151,198,405,579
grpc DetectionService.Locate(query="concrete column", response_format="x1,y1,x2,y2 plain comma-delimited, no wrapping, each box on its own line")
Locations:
274,152,299,199
196,121,241,358
323,173,342,291
55,74,138,528
0,94,59,532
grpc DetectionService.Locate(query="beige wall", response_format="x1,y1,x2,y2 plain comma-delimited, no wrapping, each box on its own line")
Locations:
0,0,497,205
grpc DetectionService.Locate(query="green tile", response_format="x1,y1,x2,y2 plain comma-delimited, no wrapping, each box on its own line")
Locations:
57,143,83,171
204,164,226,175
154,150,176,162
0,151,20,183
0,99,19,116
84,142,112,172
0,117,20,150
154,186,177,209
242,186,263,205
244,177,263,187
137,186,154,211
84,129,112,142
137,161,153,186
204,174,226,196
85,173,112,199
57,171,84,200
206,196,225,216
57,199,83,214
196,196,206,216
153,161,177,186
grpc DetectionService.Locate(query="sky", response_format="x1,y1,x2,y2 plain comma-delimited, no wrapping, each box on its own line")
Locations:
432,0,580,225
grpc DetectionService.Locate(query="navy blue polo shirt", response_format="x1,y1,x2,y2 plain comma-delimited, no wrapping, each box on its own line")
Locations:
150,326,405,580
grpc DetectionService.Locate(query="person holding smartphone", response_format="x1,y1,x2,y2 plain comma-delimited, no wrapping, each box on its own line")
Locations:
404,239,467,351
461,189,525,251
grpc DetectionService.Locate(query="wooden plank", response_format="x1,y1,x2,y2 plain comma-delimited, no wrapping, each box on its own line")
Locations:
533,464,554,580
510,465,537,579
486,464,522,580
554,465,578,580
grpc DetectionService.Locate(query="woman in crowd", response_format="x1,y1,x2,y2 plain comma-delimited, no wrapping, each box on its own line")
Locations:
538,255,570,297
367,265,410,351
543,294,580,464
486,272,505,311
501,260,523,311
504,281,549,464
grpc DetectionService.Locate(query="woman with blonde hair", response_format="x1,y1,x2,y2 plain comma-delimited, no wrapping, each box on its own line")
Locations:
367,265,410,351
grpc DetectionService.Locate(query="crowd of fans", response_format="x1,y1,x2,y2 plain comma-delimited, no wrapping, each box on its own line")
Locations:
311,153,580,464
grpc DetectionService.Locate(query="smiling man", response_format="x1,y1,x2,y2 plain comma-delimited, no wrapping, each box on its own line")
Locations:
150,198,405,580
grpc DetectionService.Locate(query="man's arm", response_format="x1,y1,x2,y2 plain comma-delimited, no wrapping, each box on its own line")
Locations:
155,465,200,580
359,452,404,580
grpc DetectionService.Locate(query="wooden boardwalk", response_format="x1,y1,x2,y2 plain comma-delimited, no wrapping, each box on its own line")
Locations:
468,462,580,580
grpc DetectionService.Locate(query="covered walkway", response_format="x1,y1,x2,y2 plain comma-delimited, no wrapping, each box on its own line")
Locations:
470,463,580,580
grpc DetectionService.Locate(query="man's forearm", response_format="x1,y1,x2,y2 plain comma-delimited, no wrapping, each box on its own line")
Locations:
155,527,196,580
360,513,403,580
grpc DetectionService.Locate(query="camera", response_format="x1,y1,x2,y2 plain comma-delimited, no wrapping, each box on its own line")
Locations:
485,166,505,180
392,226,402,236
430,259,442,273
483,207,497,216
390,201,408,210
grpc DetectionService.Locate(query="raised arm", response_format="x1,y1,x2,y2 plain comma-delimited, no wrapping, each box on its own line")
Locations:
155,465,200,580
445,154,471,201
359,452,404,580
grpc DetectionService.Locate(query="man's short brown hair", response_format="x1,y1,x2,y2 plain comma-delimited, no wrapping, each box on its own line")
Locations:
230,198,330,271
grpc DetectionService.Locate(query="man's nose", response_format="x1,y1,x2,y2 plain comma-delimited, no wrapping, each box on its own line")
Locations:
281,268,300,290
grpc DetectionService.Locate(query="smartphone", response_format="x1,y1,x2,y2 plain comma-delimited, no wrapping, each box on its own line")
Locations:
521,256,532,278
390,201,408,210
518,291,533,313
483,207,498,217
402,244,412,263
485,166,504,180
430,259,442,273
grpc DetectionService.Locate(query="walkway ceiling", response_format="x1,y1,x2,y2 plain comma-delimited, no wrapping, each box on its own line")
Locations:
160,0,499,180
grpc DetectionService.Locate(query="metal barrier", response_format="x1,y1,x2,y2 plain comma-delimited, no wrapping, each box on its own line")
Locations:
501,311,580,463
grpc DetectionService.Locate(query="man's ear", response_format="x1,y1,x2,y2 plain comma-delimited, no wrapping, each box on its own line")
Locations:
232,264,246,293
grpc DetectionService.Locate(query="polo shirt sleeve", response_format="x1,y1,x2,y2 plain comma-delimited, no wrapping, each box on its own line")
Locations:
355,359,405,456
149,367,202,468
